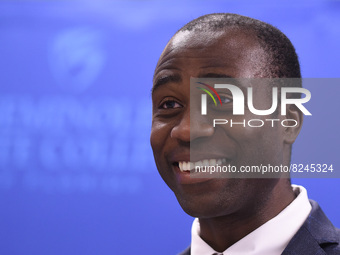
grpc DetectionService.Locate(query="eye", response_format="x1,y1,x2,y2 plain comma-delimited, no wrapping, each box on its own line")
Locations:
207,94,233,105
206,93,234,114
159,99,182,109
219,95,232,104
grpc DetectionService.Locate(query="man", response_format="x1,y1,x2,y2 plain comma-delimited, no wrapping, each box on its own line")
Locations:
150,13,339,254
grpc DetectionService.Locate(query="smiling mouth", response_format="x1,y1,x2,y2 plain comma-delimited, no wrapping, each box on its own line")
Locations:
174,158,227,172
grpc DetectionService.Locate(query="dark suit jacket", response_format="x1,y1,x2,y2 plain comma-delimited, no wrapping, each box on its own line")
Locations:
178,200,340,255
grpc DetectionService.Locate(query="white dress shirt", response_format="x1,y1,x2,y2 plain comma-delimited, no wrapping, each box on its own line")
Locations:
191,185,312,255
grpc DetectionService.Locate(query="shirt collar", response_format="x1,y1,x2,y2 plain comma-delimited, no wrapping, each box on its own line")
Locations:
191,185,312,255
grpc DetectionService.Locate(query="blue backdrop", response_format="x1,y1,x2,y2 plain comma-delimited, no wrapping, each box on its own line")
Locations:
0,1,339,254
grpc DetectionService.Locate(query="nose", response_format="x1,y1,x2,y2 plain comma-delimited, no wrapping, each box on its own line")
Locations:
170,109,214,142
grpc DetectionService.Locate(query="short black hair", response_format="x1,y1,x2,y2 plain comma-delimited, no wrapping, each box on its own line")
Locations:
177,13,301,79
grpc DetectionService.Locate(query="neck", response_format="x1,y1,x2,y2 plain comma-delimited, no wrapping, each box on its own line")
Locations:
198,180,296,252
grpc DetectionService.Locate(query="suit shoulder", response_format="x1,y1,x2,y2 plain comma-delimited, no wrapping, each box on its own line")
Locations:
177,246,190,255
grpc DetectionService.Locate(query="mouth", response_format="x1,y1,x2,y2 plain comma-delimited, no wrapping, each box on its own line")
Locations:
171,158,229,185
173,158,227,173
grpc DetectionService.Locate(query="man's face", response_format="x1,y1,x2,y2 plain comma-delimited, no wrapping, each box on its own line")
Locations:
150,29,288,218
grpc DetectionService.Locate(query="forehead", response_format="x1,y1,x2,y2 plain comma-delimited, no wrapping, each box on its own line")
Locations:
154,28,267,80
171,29,227,49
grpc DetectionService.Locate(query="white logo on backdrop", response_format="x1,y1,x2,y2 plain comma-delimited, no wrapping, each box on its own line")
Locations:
48,27,106,93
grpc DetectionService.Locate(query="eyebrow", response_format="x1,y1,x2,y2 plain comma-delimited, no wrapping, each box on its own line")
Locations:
197,73,233,79
152,74,182,94
197,73,244,88
151,73,234,95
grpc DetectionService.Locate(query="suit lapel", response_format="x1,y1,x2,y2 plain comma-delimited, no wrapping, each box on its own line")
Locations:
178,201,339,255
282,200,339,255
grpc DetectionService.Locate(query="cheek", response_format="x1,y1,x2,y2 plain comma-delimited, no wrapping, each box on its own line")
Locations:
230,110,283,137
150,121,173,162
210,114,281,153
221,114,284,161
223,115,268,139
150,121,177,189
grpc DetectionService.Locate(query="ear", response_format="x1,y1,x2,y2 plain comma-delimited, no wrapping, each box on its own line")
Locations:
283,104,303,144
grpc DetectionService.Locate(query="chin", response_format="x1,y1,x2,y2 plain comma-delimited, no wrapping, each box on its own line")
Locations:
175,194,230,218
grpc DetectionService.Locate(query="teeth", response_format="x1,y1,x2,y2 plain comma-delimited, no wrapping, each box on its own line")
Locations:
183,162,189,171
203,159,209,167
195,161,203,168
179,162,183,171
177,158,227,172
209,159,216,166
